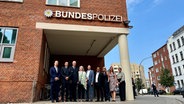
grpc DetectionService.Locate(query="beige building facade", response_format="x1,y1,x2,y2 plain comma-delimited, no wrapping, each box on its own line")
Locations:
130,63,146,87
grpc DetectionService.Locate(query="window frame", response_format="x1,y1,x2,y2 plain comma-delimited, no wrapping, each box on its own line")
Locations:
0,27,18,62
177,39,181,48
0,0,23,3
181,36,184,46
180,51,184,61
175,67,178,76
173,42,176,50
46,0,80,8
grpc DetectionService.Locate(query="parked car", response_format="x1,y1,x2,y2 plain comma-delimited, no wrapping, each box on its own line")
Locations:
181,87,184,98
173,88,182,95
148,89,153,95
139,89,148,94
158,90,166,95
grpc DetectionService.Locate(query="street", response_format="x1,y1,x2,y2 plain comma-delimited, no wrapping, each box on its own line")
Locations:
30,95,184,104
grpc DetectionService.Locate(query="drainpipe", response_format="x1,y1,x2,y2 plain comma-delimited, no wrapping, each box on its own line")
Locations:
31,80,37,102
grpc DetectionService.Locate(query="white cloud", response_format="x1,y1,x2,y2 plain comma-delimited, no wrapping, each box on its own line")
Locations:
126,0,143,7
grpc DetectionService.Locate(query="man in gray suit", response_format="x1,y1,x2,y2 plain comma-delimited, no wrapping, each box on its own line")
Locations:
86,65,94,102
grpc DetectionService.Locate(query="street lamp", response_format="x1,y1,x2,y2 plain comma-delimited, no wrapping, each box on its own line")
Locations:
138,56,152,95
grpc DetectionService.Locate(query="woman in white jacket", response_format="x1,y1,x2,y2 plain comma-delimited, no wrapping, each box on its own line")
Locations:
78,66,87,101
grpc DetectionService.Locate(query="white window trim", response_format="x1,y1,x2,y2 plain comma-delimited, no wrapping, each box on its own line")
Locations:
46,0,80,8
0,27,18,62
0,0,23,2
0,45,15,62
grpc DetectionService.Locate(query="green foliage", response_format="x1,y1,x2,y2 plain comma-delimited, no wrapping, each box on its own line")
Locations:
159,68,174,88
135,78,145,91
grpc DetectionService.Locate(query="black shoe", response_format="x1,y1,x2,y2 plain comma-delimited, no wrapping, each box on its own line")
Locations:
86,99,89,102
51,100,54,103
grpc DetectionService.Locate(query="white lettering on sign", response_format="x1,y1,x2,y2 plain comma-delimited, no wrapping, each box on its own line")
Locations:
44,9,123,23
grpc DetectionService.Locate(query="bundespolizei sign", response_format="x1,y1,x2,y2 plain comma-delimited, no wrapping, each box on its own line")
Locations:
44,9,123,23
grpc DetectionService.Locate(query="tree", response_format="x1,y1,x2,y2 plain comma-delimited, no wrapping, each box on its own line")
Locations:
159,68,174,93
135,78,145,92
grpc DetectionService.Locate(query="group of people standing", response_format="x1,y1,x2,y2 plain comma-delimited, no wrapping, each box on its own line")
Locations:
50,60,126,103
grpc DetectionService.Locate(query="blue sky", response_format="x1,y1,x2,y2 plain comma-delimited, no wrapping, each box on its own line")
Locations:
105,0,184,78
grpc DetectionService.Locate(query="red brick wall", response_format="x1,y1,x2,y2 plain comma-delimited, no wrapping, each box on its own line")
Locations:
151,44,175,92
0,0,127,102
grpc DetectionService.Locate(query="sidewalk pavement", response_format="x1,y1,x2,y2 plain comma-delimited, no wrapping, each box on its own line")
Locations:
159,95,184,104
31,95,183,104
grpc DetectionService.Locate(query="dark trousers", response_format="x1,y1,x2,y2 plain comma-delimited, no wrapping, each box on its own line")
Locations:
50,81,60,102
78,84,85,99
86,84,94,100
104,82,110,101
69,82,77,101
95,83,104,101
61,82,69,101
119,81,126,101
153,90,159,97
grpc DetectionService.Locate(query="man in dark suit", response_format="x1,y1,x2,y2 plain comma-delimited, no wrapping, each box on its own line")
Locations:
152,83,159,97
50,60,61,103
102,67,110,101
86,65,94,102
61,62,71,102
69,61,78,102
94,67,104,102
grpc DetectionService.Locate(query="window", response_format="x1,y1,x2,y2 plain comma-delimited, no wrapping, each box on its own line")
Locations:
177,39,181,48
180,51,184,61
0,27,18,62
154,60,157,65
175,67,178,76
157,52,159,56
177,80,181,88
153,53,156,58
156,68,159,73
181,80,184,87
173,42,176,50
181,36,184,46
46,0,80,7
178,66,182,75
163,47,165,52
0,0,23,2
169,44,173,52
172,55,175,64
175,54,179,62
157,76,160,80
152,68,154,71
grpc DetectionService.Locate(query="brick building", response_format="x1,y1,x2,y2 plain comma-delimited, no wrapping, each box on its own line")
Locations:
148,44,175,93
0,0,134,103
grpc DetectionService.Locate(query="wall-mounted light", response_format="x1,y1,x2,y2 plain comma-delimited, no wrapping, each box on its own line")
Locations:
128,26,133,29
123,20,133,29
123,20,130,25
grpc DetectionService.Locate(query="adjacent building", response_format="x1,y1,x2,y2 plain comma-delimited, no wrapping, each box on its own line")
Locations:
130,63,146,87
0,0,134,103
148,44,175,92
167,25,184,89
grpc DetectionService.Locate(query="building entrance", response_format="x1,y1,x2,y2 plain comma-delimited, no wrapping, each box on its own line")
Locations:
36,22,134,101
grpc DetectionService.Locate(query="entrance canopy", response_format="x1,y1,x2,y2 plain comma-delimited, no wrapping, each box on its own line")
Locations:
36,22,129,57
